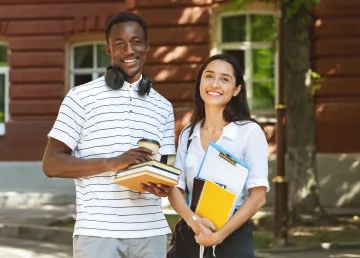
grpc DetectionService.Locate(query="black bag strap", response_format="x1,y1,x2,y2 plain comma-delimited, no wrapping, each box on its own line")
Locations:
184,125,195,195
186,125,195,153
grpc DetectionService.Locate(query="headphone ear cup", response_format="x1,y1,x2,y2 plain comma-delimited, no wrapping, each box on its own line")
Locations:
138,74,153,96
105,67,125,90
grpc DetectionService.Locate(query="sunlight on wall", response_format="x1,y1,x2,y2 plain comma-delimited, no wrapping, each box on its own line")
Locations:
153,46,168,58
164,47,188,63
350,159,359,170
337,181,360,206
154,70,172,81
315,19,322,27
153,46,203,63
178,7,204,24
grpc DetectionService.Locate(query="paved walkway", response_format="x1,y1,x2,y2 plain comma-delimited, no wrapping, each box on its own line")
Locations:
257,249,360,258
1,237,360,258
0,206,76,226
1,206,360,258
0,237,72,258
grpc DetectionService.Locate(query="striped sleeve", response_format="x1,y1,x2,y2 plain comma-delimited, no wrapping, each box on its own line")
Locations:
158,106,175,156
48,89,86,150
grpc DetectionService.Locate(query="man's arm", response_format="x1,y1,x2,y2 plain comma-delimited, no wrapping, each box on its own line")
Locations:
139,106,176,196
42,137,153,179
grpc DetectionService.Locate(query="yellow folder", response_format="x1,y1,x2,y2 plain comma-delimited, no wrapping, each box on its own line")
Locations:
195,179,238,229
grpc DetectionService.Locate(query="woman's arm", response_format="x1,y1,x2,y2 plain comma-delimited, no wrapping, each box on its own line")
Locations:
195,124,269,246
168,187,217,235
218,186,266,239
194,186,266,246
168,187,198,232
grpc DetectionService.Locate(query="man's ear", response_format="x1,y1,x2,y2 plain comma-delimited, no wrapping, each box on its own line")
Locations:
106,44,111,56
233,85,242,97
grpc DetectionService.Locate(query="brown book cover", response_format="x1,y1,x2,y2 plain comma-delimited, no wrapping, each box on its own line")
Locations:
114,164,179,192
114,170,178,193
190,177,226,212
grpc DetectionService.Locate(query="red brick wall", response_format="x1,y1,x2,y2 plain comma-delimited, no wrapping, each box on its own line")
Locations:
1,0,359,160
313,0,360,152
0,0,214,160
127,0,214,141
0,0,126,160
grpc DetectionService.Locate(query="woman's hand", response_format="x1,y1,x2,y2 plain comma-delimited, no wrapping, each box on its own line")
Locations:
188,215,217,235
192,216,224,247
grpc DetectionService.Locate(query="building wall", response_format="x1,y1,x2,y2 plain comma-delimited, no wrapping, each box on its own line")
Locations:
128,0,213,144
313,0,360,152
0,0,359,161
0,0,127,160
0,0,215,160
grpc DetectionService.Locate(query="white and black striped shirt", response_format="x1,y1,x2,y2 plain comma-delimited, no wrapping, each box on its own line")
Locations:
48,76,175,238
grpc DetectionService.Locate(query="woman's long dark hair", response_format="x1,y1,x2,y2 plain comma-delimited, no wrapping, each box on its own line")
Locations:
190,54,263,130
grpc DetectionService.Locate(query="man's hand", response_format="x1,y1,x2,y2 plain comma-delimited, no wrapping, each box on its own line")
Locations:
106,147,153,172
140,183,173,197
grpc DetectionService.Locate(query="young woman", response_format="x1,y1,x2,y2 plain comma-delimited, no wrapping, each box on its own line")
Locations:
167,54,269,258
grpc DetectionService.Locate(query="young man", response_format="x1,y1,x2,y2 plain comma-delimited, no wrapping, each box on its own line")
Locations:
42,12,175,258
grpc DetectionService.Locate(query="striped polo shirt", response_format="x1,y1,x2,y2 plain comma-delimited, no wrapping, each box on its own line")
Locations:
48,75,175,239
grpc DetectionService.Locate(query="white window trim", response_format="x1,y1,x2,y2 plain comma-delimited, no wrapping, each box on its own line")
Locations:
70,41,108,89
214,10,278,118
0,42,9,135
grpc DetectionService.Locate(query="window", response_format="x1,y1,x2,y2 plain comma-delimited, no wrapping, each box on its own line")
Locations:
217,12,277,112
0,43,9,135
70,42,110,88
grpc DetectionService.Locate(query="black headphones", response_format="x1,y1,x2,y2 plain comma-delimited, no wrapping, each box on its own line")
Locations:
105,66,152,96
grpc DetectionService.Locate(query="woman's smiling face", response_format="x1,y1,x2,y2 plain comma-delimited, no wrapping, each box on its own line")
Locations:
199,59,241,108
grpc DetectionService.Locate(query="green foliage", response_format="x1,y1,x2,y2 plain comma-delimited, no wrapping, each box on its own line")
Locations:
229,0,319,19
0,45,7,64
166,214,180,232
283,0,319,20
254,233,273,249
252,48,275,109
309,70,323,96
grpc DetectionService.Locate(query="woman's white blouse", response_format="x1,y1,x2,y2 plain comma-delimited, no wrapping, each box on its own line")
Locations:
174,121,270,207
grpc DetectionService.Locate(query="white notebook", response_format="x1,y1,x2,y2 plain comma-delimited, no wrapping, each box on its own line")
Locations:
195,141,250,197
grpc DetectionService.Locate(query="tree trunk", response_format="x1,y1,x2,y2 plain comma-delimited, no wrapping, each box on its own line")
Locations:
283,5,323,223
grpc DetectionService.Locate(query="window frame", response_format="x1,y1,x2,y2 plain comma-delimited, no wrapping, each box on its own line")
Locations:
0,42,9,135
215,10,278,117
69,41,109,89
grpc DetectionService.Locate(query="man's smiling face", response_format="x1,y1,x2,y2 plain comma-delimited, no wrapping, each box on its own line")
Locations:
106,21,149,83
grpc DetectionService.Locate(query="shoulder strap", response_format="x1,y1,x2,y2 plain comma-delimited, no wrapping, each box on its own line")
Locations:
182,124,195,195
186,125,195,152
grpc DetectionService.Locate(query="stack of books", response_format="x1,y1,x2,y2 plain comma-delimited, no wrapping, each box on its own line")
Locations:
188,141,251,229
114,160,181,192
191,178,238,229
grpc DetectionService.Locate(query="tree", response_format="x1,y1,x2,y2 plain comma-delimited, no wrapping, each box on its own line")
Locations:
229,0,323,223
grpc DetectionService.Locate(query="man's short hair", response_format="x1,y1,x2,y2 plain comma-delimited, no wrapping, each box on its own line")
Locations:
106,12,148,43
